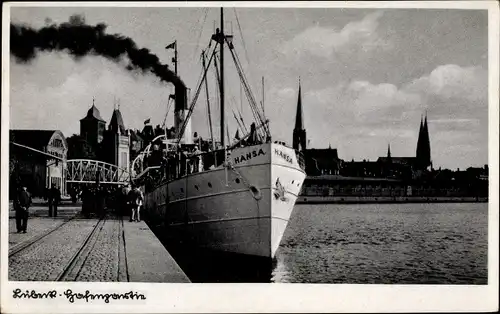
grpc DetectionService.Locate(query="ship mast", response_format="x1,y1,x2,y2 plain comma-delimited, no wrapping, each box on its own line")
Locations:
220,7,225,148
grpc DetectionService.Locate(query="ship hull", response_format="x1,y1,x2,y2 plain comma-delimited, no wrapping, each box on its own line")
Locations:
143,143,305,260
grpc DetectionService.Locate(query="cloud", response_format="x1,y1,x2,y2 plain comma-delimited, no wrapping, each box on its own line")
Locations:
404,64,487,102
265,62,487,166
281,11,391,59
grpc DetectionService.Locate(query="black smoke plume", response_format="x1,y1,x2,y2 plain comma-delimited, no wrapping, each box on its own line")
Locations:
10,14,187,110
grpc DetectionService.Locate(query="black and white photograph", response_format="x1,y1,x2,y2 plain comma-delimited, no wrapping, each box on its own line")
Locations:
1,1,498,312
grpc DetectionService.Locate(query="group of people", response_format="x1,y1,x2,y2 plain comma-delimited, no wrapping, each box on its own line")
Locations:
121,184,144,222
78,183,144,222
11,181,144,235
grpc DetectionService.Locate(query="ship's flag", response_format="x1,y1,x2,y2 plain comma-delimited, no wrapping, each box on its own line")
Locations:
144,118,151,125
165,41,176,50
235,130,240,140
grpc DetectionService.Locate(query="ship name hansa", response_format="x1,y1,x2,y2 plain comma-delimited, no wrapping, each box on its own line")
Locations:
274,149,293,164
233,148,266,164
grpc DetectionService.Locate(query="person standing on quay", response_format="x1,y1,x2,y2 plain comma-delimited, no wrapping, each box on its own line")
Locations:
128,185,143,222
15,186,32,233
48,184,61,217
122,184,132,218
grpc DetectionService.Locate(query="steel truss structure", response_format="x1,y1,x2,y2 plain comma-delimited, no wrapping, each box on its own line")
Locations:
66,159,130,184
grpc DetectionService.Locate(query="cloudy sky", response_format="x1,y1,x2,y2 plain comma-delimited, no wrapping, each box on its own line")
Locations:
9,6,489,169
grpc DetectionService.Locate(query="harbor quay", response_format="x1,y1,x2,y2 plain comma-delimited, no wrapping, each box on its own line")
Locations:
8,200,190,283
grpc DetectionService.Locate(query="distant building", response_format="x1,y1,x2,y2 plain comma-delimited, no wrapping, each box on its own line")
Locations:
292,79,341,175
376,114,433,178
291,81,433,179
10,129,68,197
129,129,145,162
80,100,106,154
78,100,130,171
340,159,383,178
101,108,130,171
304,147,341,175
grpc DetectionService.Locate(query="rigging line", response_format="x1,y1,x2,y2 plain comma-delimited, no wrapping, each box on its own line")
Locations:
233,8,260,113
192,7,210,62
238,71,268,138
191,42,216,101
233,47,263,122
229,54,259,125
233,8,251,68
238,111,248,134
229,48,267,136
229,43,260,116
221,64,247,133
229,93,248,133
176,42,219,145
227,95,242,129
161,98,173,128
232,109,244,135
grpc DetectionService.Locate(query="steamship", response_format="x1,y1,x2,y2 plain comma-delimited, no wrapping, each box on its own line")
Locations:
136,8,306,263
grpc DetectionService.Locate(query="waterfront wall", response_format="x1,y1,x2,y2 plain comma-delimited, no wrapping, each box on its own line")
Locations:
296,195,488,204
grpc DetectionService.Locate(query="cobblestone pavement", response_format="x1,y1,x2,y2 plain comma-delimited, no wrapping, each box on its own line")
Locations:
9,219,98,281
8,214,185,282
9,218,66,249
74,218,126,282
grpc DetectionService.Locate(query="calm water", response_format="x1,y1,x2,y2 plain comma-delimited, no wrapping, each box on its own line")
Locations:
272,203,488,284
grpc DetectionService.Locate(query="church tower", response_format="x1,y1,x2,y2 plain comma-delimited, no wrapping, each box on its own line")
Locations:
416,113,432,169
80,98,106,154
103,105,130,171
293,78,307,151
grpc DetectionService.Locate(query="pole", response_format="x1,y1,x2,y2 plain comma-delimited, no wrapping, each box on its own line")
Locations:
202,50,215,150
220,7,225,148
262,76,265,117
174,40,178,76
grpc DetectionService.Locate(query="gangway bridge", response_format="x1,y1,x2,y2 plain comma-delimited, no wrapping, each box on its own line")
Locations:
66,159,130,185
11,141,131,187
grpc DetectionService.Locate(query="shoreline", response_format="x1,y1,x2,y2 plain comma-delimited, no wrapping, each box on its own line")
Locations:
296,196,488,204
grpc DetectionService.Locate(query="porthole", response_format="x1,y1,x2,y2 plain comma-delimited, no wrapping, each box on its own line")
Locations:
195,185,199,190
235,178,240,184
208,182,212,188
180,188,184,193
292,180,295,184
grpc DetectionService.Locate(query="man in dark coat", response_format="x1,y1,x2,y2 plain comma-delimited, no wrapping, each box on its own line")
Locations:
15,186,32,233
48,184,61,217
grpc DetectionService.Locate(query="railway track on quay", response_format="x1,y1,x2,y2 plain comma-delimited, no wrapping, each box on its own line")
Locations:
55,218,106,281
8,217,77,258
9,215,129,282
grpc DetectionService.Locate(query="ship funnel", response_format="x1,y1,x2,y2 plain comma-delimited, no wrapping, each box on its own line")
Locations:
174,84,192,144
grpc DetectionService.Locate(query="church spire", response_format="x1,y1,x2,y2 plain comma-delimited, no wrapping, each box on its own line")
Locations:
416,112,431,169
423,112,431,165
293,77,307,151
294,77,303,131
